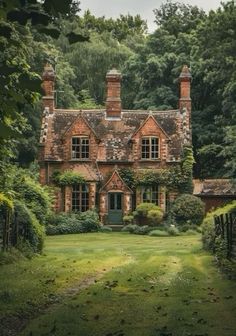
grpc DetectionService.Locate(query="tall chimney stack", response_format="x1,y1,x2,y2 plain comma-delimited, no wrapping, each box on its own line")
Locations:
179,65,192,136
179,65,191,111
106,68,122,118
42,63,55,113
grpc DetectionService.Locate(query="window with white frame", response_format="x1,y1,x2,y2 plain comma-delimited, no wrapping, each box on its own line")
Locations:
71,136,89,159
141,185,159,205
141,137,159,160
72,184,89,212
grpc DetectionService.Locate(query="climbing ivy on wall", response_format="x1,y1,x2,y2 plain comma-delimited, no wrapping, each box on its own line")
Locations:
52,170,85,186
119,146,194,194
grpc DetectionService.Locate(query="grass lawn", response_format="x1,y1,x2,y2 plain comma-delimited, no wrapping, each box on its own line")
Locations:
1,233,236,336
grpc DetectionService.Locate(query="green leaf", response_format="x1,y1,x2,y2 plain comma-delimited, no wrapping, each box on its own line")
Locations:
30,11,51,26
38,26,61,39
18,73,42,92
66,32,89,44
0,24,13,38
0,123,18,139
7,9,30,25
43,0,72,16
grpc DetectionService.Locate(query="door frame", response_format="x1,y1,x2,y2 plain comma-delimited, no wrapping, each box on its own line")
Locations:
108,192,123,225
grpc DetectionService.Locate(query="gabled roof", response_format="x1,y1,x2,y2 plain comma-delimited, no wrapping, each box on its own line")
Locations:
131,114,170,139
62,114,99,139
100,170,133,193
43,108,183,162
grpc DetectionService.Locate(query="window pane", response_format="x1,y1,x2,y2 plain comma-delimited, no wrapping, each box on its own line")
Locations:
72,184,89,212
142,138,150,159
151,138,158,159
116,194,122,210
71,137,89,159
110,194,115,210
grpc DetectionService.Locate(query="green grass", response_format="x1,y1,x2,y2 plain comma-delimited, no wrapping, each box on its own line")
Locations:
1,233,236,336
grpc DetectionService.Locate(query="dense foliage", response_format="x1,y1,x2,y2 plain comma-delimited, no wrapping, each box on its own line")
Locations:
1,0,235,180
171,194,205,225
52,170,85,186
46,210,101,235
201,201,236,252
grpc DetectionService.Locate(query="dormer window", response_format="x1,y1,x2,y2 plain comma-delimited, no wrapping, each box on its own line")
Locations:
141,137,159,160
72,136,89,159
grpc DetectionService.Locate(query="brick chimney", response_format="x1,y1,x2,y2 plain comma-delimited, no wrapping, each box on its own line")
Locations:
42,63,55,113
179,65,192,142
179,65,191,111
106,68,122,118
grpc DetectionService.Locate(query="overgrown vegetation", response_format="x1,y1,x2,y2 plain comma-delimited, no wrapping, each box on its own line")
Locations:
119,146,194,194
171,194,205,226
0,167,52,255
52,170,85,186
46,210,101,235
201,201,236,275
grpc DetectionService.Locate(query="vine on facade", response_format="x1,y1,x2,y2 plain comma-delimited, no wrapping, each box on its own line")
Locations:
119,146,194,193
52,170,85,186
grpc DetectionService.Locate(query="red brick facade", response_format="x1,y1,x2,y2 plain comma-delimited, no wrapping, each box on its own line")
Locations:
39,64,192,224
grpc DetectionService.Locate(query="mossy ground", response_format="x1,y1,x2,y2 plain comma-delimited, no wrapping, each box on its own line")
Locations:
0,233,236,336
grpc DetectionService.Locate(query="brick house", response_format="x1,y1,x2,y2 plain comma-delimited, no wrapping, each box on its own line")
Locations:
39,64,192,225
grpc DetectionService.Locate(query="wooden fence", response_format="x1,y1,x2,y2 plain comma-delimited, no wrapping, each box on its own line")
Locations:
214,212,236,259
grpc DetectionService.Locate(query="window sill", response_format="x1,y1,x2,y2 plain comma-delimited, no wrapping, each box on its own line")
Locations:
140,159,161,162
69,159,91,162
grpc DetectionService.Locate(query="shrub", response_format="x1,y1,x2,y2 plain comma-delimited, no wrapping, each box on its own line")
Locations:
81,218,100,232
167,226,180,236
183,229,198,236
133,202,163,226
13,173,52,224
201,201,236,252
121,224,139,233
148,230,169,237
13,200,45,253
171,194,205,225
147,209,163,226
133,225,150,235
135,202,159,217
45,210,101,235
123,215,134,225
99,226,113,233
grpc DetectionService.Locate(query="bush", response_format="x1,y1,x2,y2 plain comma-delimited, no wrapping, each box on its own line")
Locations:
99,226,113,233
133,202,163,226
201,201,236,252
167,226,180,236
13,200,45,253
183,229,198,236
148,230,169,237
147,209,163,226
171,194,205,226
133,225,150,235
123,215,134,225
81,218,100,232
13,173,52,224
121,224,139,233
45,210,101,235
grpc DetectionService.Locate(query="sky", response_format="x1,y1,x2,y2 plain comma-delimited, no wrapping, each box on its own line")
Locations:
80,0,226,32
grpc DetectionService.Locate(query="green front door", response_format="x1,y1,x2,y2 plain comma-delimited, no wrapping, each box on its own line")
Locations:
108,192,123,224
